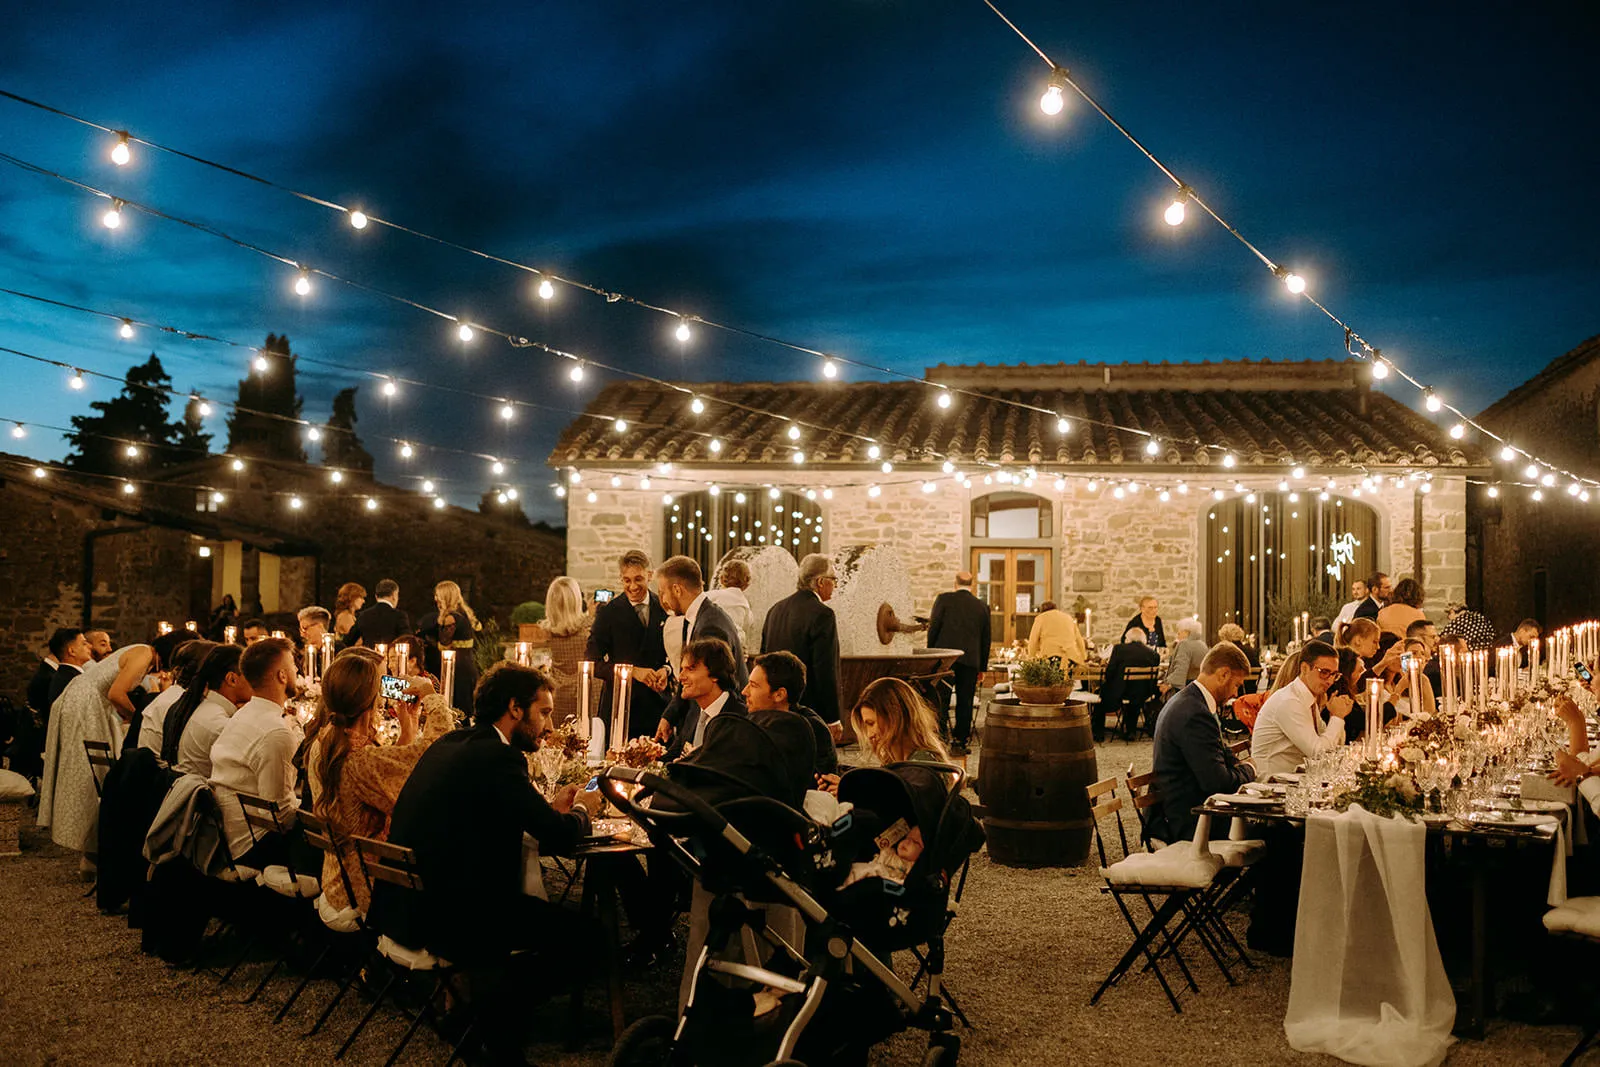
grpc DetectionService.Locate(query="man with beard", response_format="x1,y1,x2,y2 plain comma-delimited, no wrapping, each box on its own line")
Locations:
85,630,115,661
207,637,304,868
370,663,602,1064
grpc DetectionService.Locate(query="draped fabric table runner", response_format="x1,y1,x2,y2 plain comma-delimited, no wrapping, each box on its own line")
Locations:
1285,805,1456,1067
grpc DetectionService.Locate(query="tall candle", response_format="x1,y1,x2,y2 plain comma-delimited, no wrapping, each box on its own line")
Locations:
157,621,173,636
440,650,456,710
1366,677,1383,758
578,660,593,741
1461,648,1474,711
1408,654,1423,718
322,633,336,667
1530,637,1540,689
1302,612,1310,644
305,644,318,683
1084,609,1092,646
611,663,633,754
1441,645,1456,715
185,620,198,633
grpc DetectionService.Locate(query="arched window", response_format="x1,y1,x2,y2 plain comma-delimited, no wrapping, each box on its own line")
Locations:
970,491,1054,646
1205,492,1378,643
664,488,823,574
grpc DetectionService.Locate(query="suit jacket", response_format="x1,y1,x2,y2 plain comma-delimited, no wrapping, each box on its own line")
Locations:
668,706,817,813
928,589,991,670
346,601,412,647
664,693,748,761
27,659,56,715
1121,614,1167,648
368,724,589,960
47,663,84,713
761,590,843,723
1148,683,1254,844
1352,596,1382,622
792,703,839,776
585,593,670,737
1098,642,1160,714
661,597,750,734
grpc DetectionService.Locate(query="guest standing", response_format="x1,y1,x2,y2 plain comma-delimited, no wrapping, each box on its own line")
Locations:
208,594,238,642
542,577,596,729
1147,643,1256,844
1506,618,1543,669
1120,596,1167,649
1376,578,1426,639
1334,579,1368,629
307,650,455,913
333,582,366,639
707,556,756,655
655,556,748,744
586,550,670,741
1439,601,1497,652
760,553,843,727
1352,572,1390,621
417,580,480,711
1162,618,1209,694
26,632,66,718
208,638,303,867
161,644,251,777
346,579,410,648
1026,600,1088,666
44,629,94,721
85,630,115,662
926,571,990,754
1249,641,1352,778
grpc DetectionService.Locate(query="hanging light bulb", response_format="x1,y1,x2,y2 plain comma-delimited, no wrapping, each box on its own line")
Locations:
1524,463,1540,479
1291,466,1305,480
822,358,838,379
1177,483,1189,495
867,484,881,498
881,461,894,474
433,496,447,510
640,475,652,490
1542,472,1557,487
1532,489,1544,501
614,419,628,433
662,493,674,505
1500,445,1517,462
586,490,598,504
289,496,304,510
382,378,398,397
1159,490,1171,502
1163,195,1186,227
329,469,342,483
294,270,312,297
569,362,585,382
253,354,270,373
399,442,414,459
421,479,435,493
1569,483,1583,497
936,388,952,409
1212,488,1224,500
1281,270,1307,294
499,402,515,421
690,397,705,415
942,460,956,474
119,319,134,339
1056,416,1071,434
675,318,692,343
211,492,225,504
922,481,938,494
1145,438,1161,456
1371,358,1389,380
231,458,245,472
348,209,368,229
69,369,86,390
569,470,583,484
121,481,136,495
366,497,379,511
1053,477,1066,492
100,198,125,229
1040,67,1067,115
1486,485,1499,499
111,132,131,166
1222,453,1237,468
709,438,723,454
537,277,555,300
196,399,213,417
785,424,801,441
1113,486,1126,499
1424,390,1442,413
1449,423,1466,440
32,466,46,479
553,485,566,498
793,452,806,464
867,444,881,460
768,487,781,500
10,423,24,439
492,460,505,475
457,323,474,342
307,426,322,442
496,492,509,505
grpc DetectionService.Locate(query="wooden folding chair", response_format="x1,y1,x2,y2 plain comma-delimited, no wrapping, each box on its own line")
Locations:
83,740,114,796
234,794,319,1007
274,810,371,1028
1117,666,1162,739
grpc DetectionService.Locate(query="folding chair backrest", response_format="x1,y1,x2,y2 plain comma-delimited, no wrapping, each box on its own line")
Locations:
1124,768,1160,841
83,740,115,796
298,810,364,917
351,835,426,893
1122,666,1160,683
1087,777,1130,866
236,792,291,841
1229,739,1250,758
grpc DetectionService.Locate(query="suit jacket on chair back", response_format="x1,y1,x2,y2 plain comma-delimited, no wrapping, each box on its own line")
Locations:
585,593,670,737
760,589,843,723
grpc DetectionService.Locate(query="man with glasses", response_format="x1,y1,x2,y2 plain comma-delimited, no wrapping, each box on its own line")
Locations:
1249,640,1353,778
760,553,844,733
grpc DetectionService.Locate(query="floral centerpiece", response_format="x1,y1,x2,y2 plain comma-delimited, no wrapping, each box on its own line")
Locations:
1402,712,1452,752
616,735,667,770
1331,766,1425,821
526,722,594,789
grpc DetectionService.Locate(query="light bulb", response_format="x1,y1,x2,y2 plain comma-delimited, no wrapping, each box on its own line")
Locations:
675,319,692,343
1500,445,1516,462
458,323,474,342
867,444,881,460
1533,489,1544,501
10,423,24,439
569,471,582,484
211,492,225,504
709,439,723,454
1145,438,1161,456
231,458,245,472
936,389,952,409
537,278,555,300
32,466,45,479
1542,473,1556,487
254,354,270,373
400,442,414,459
111,134,131,166
1419,482,1432,495
1569,483,1582,497
421,479,435,493
1163,198,1186,226
923,481,937,494
1424,391,1442,413
793,452,806,464
553,485,566,498
492,461,505,475
614,419,628,433
822,359,838,379
1113,487,1126,500
881,461,894,474
119,320,134,339
366,497,379,511
1291,466,1305,479
610,475,622,488
805,489,816,500
102,202,122,229
329,469,342,483
349,210,368,229
1371,359,1389,380
289,496,304,510
586,491,598,504
942,460,955,473
307,426,322,442
1056,416,1070,434
569,362,585,382
1040,83,1064,116
1449,423,1465,440
1277,481,1288,492
822,488,833,500
867,485,881,498
433,496,446,510
1283,272,1306,294
1525,464,1540,479
640,476,651,490
1486,486,1499,499
769,487,781,500
1212,489,1224,500
500,403,515,421
294,271,312,296
690,397,705,414
195,400,212,417
1177,483,1189,494
122,481,136,495
662,493,674,505
69,370,85,390
382,379,398,397
1222,454,1236,468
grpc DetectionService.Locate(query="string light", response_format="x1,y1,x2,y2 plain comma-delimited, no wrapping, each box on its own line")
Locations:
1163,190,1188,227
253,354,270,373
294,270,312,297
822,488,834,500
491,460,505,475
365,497,379,511
329,469,342,483
110,132,131,166
69,369,85,390
690,397,705,414
1542,473,1556,487
867,444,881,460
499,402,515,421
10,423,24,439
230,458,245,472
1487,486,1499,499
674,318,692,343
552,485,565,498
1144,438,1161,456
381,378,398,397
101,199,123,229
709,439,723,454
785,424,801,441
537,277,555,300
1371,358,1389,380
32,466,45,479
118,318,134,339
936,388,952,409
399,442,414,458
1449,423,1466,440
1532,489,1544,501
793,452,806,464
610,475,622,487
289,496,304,510
1524,464,1540,479
121,481,135,494
433,496,446,509
348,209,368,229
568,362,585,382
421,479,435,492
307,426,322,442
1280,269,1307,295
211,492,224,504
867,484,881,498
881,461,894,474
457,323,475,342
1500,445,1517,462
508,487,521,499
1056,416,1071,434
822,359,838,379
1424,389,1442,413
1291,466,1305,479
586,490,598,503
123,443,139,458
614,418,628,433
768,487,781,500
569,471,582,484
1040,67,1067,115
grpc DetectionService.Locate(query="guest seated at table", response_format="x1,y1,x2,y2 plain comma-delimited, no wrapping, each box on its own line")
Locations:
137,639,213,757
1147,643,1256,845
1307,617,1335,646
1232,651,1303,733
1250,641,1353,779
1096,629,1161,743
390,636,441,693
1161,618,1208,695
1216,623,1260,668
208,637,303,868
1027,601,1088,666
743,651,838,776
817,677,949,794
297,605,332,650
240,619,270,645
307,648,455,913
160,643,251,777
1396,639,1437,718
659,638,748,759
1507,618,1543,669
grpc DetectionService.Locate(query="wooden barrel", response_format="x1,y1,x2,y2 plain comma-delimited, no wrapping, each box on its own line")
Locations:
977,699,1097,868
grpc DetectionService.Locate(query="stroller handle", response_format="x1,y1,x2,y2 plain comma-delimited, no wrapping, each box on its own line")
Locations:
599,765,730,836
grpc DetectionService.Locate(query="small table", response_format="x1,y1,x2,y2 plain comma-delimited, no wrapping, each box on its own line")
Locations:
574,837,651,1042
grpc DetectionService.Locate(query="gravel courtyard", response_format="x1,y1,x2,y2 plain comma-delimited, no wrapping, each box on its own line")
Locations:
0,735,1580,1066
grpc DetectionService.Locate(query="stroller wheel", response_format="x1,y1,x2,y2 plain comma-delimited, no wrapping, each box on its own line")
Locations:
924,1036,960,1066
607,1014,675,1067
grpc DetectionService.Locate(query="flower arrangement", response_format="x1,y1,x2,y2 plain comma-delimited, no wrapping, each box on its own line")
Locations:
617,735,667,769
1331,768,1425,821
1403,712,1452,750
542,721,588,761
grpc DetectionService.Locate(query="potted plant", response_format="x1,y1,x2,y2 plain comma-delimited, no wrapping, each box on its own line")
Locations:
1012,655,1074,705
510,601,546,643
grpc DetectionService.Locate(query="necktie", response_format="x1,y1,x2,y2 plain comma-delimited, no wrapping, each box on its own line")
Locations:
681,617,691,646
635,601,648,627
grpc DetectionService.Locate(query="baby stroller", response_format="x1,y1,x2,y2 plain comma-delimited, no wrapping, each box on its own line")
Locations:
601,756,983,1067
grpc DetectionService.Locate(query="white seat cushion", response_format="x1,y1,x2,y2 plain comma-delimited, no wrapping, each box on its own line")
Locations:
1543,896,1600,936
1209,839,1267,868
315,892,362,934
1102,845,1222,889
261,865,320,899
217,864,261,884
377,934,446,971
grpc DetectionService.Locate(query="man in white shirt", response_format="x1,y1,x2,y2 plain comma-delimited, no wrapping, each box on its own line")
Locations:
1333,579,1369,631
664,638,747,758
208,637,303,867
173,644,253,777
1250,641,1354,778
137,639,214,756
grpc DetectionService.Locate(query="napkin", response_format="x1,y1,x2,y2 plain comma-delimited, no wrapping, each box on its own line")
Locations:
1522,773,1576,805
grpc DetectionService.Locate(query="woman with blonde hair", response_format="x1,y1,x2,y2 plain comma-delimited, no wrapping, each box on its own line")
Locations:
307,648,455,913
543,576,594,728
819,678,948,795
419,579,480,710
333,582,367,638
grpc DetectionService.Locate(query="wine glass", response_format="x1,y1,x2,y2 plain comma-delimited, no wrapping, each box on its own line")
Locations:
537,744,564,801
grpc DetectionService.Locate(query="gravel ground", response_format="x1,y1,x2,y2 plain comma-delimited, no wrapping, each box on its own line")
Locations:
0,727,1580,1066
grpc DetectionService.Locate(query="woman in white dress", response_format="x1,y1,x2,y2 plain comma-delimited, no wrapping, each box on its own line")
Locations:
37,643,156,855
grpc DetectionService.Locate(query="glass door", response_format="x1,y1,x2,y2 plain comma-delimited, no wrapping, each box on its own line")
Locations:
972,548,1052,646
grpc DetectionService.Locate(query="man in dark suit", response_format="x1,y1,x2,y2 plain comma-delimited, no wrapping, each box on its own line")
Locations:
586,549,671,740
760,553,843,727
653,556,747,738
345,578,412,647
927,571,991,753
1352,571,1390,622
46,628,94,713
1506,618,1543,669
1147,643,1256,844
1096,628,1162,742
369,662,602,1059
660,637,747,757
743,651,838,776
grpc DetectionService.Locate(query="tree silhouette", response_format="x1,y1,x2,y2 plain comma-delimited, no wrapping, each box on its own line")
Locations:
322,386,373,473
175,396,214,458
64,354,183,474
225,333,305,462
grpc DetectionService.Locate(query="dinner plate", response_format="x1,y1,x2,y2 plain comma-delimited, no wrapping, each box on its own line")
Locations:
1419,813,1454,827
1492,783,1523,797
1472,798,1568,814
1241,782,1287,797
1268,773,1304,785
1211,793,1282,807
1465,810,1559,829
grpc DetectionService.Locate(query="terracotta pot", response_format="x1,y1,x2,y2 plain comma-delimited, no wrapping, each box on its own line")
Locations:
518,623,549,644
1012,684,1074,706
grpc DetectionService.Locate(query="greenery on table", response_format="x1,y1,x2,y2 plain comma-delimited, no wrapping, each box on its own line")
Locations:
1331,769,1426,821
1015,655,1069,687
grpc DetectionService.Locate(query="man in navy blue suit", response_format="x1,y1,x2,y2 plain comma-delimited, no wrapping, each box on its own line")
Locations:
1147,642,1256,844
653,555,748,742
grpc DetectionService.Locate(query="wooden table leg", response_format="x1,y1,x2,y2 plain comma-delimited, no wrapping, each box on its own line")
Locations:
1466,862,1487,1039
581,856,628,1042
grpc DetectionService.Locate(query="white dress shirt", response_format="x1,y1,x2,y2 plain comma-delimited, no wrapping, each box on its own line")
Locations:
1578,751,1600,816
176,691,238,778
209,696,303,859
137,684,186,755
664,611,687,676
1250,677,1345,779
1335,599,1362,627
690,690,731,747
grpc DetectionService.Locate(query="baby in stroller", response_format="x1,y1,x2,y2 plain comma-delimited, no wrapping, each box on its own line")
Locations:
602,713,983,1067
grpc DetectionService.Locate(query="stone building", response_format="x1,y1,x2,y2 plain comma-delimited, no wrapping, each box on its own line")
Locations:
549,359,1482,650
0,453,564,697
1473,333,1600,629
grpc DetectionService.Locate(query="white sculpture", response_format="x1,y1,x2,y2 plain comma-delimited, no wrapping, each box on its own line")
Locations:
831,544,915,655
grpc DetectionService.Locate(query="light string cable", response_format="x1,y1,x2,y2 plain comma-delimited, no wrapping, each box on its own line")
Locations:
976,0,1591,493
0,89,1317,467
